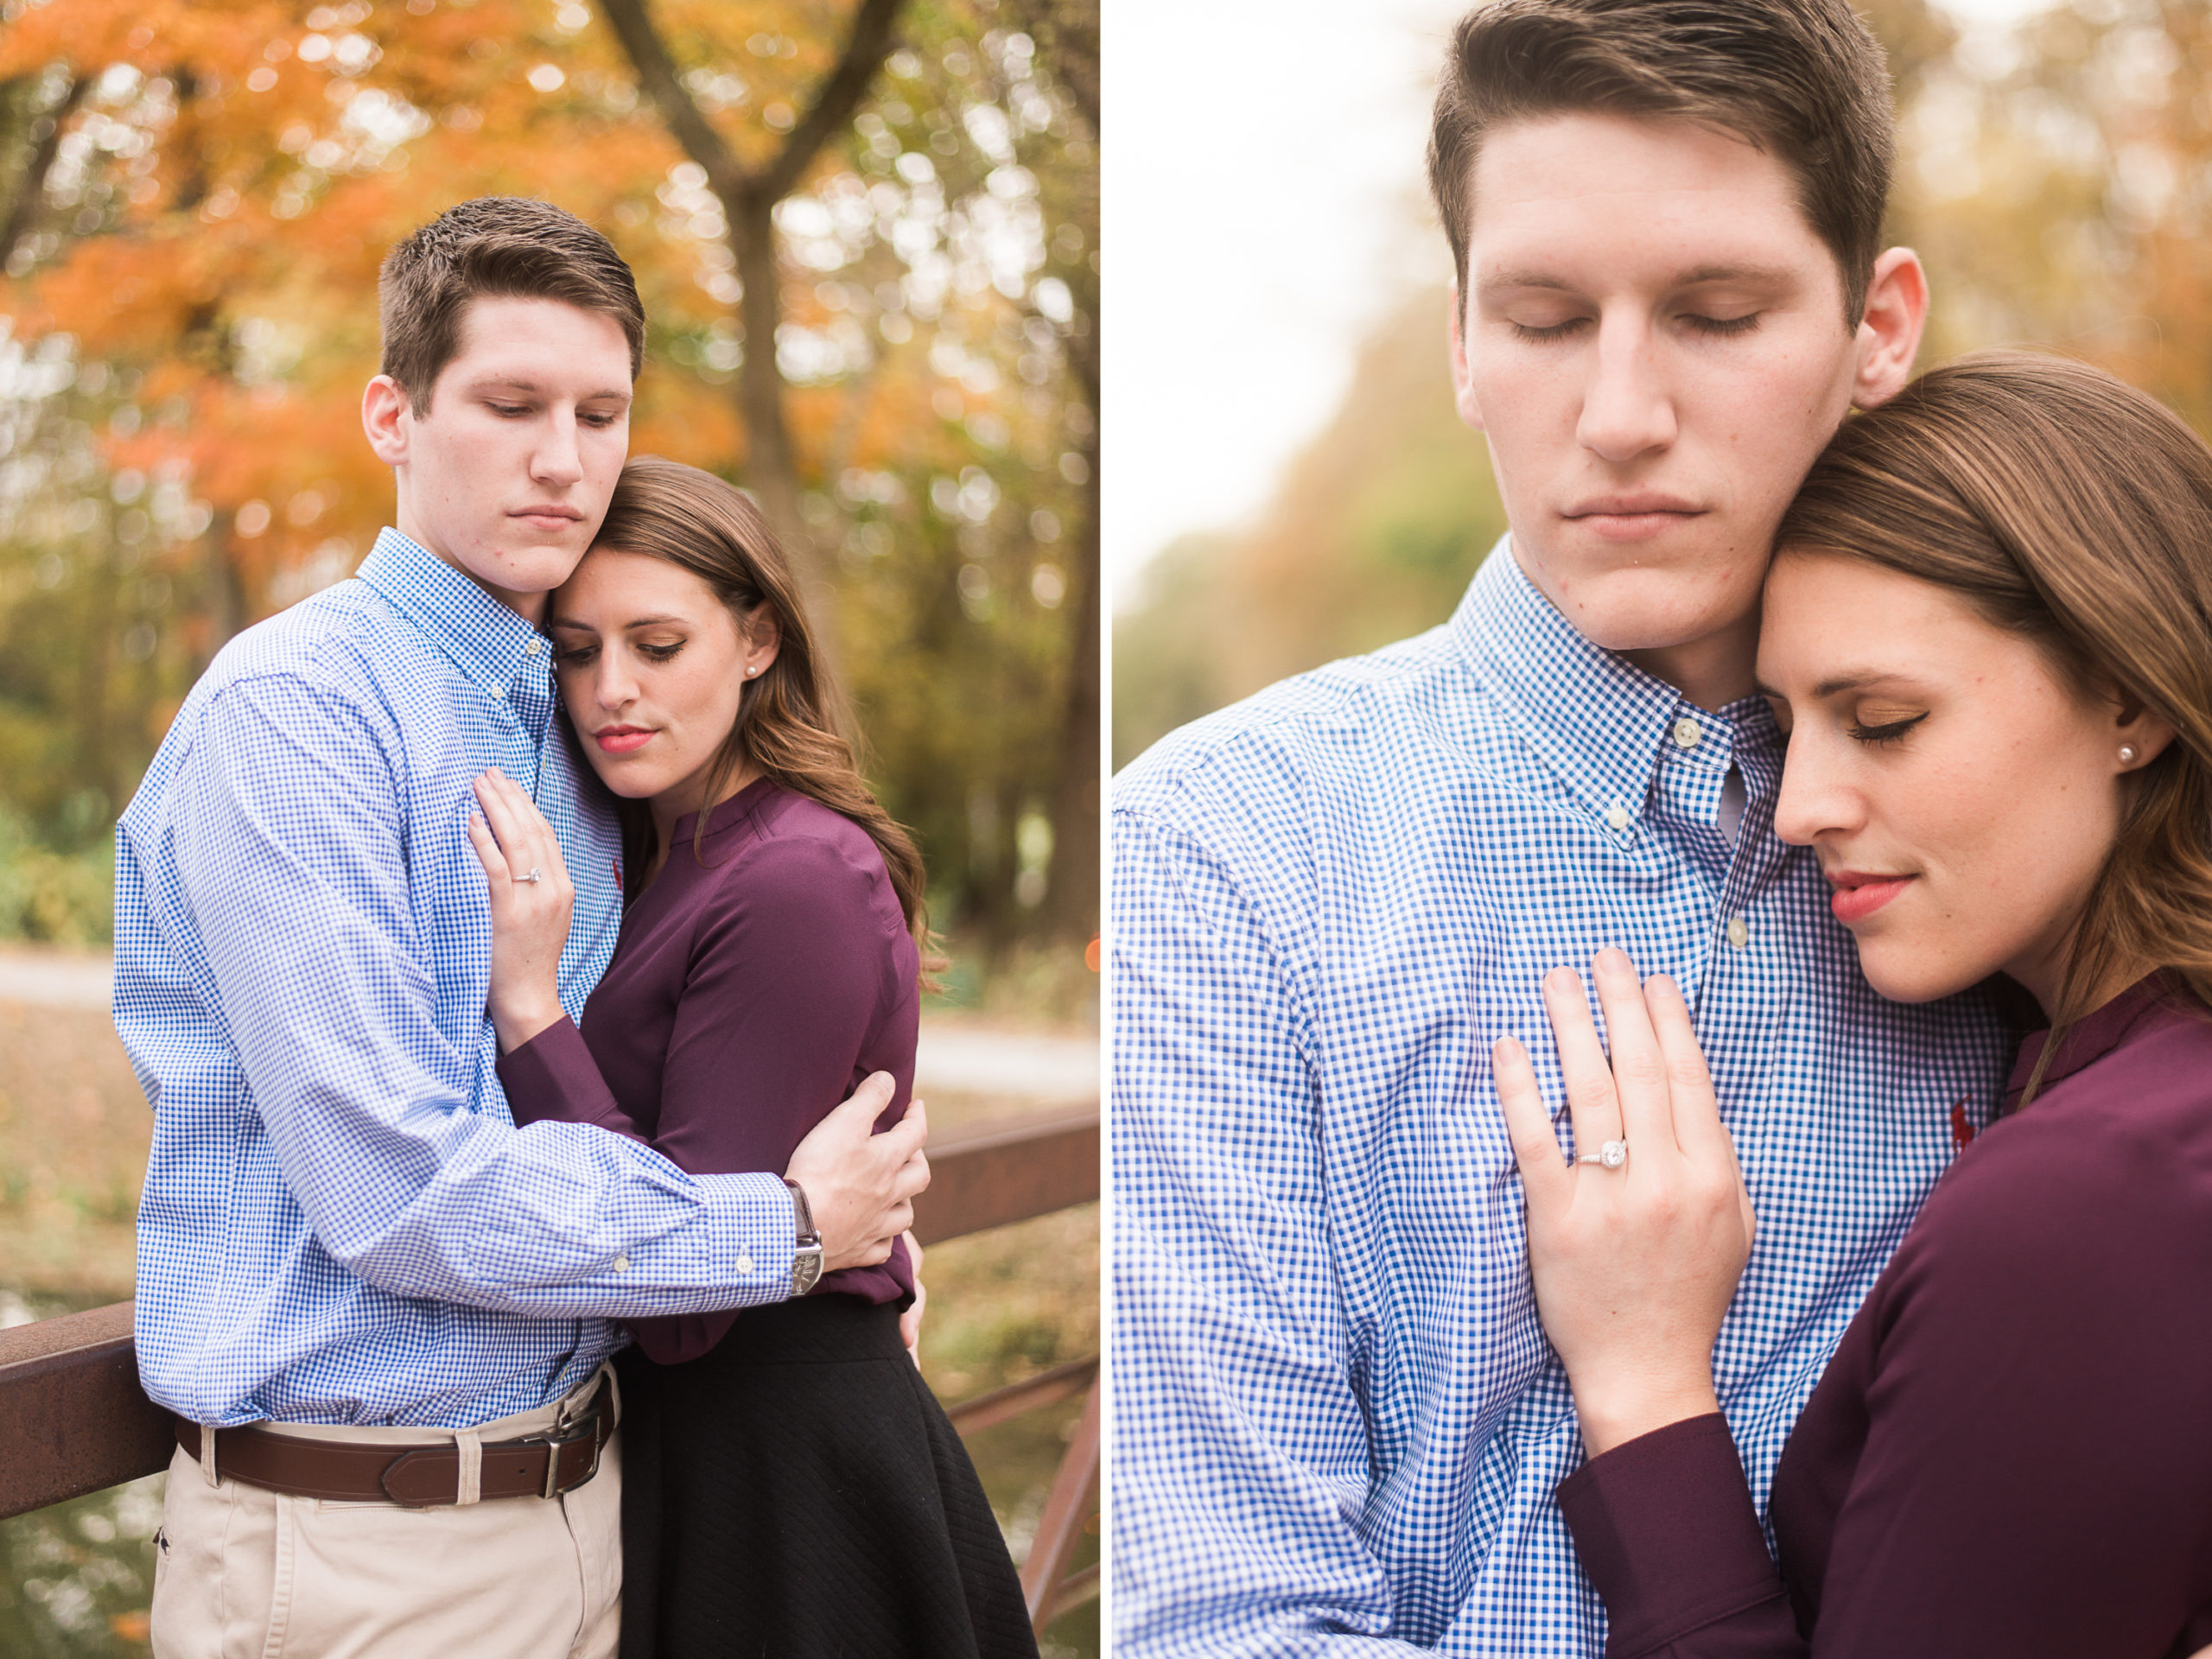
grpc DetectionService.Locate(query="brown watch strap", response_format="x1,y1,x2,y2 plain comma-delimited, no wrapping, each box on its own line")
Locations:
175,1385,609,1508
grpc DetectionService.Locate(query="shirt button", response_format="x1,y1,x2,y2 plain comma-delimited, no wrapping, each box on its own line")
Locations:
1726,915,1751,950
612,1255,630,1274
735,1255,755,1275
1605,802,1631,831
527,639,543,656
1673,717,1702,749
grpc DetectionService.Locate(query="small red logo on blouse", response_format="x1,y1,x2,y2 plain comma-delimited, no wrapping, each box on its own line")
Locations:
611,856,622,890
1950,1099,1976,1150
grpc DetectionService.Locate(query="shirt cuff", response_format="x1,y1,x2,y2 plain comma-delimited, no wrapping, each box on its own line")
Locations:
667,1169,796,1306
1555,1413,1789,1658
496,1016,635,1138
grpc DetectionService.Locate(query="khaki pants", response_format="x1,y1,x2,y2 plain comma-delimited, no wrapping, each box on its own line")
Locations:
150,1371,620,1659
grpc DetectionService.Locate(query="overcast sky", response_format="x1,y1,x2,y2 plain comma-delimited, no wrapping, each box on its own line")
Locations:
1103,0,2052,613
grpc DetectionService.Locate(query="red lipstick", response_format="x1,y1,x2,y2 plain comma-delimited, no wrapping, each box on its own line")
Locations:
594,725,652,755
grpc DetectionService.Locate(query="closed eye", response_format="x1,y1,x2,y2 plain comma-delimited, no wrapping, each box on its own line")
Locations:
1685,313,1760,337
1847,713,1927,747
1508,317,1590,343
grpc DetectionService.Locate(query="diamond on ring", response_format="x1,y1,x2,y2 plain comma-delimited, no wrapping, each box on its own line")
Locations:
1578,1139,1629,1170
522,868,543,885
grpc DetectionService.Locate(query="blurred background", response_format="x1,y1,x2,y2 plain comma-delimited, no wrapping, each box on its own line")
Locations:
1112,0,2212,766
0,0,1098,1652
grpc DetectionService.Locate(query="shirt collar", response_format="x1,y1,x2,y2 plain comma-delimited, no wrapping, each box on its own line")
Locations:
355,527,550,700
2004,970,2191,1107
1450,537,1764,832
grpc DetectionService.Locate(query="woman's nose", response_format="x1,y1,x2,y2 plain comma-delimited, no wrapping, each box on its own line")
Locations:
1772,734,1866,847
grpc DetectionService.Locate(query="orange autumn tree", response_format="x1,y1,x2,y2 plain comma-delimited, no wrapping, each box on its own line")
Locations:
0,0,1097,953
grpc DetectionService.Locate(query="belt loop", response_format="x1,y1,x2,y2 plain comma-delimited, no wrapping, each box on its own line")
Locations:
454,1428,483,1507
598,1361,620,1432
200,1424,220,1488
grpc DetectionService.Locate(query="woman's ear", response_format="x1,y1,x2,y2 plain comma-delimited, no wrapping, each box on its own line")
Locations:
740,603,782,681
2113,688,2178,773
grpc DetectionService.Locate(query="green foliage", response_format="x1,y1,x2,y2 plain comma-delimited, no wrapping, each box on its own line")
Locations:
0,816,111,944
1113,289,1507,767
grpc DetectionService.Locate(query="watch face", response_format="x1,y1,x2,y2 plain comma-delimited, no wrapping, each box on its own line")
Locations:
791,1246,825,1297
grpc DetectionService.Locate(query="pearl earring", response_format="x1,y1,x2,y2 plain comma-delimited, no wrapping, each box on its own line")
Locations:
2119,745,2139,765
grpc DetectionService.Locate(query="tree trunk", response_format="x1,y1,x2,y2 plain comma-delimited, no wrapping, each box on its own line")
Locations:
725,188,826,626
1039,443,1100,942
0,74,86,270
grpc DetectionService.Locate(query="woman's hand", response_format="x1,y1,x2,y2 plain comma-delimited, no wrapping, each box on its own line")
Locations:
1494,947,1757,1458
463,768,575,1053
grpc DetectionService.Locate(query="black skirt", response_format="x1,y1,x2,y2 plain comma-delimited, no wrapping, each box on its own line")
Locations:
614,1295,1040,1659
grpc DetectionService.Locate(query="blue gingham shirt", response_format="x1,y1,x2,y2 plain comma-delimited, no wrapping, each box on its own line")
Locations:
116,529,793,1429
1109,541,2012,1656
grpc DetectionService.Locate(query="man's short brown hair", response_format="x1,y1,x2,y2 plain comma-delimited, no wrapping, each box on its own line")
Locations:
1427,0,1896,326
378,197,645,410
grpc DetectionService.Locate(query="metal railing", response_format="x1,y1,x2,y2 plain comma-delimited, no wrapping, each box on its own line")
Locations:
0,1102,1102,1634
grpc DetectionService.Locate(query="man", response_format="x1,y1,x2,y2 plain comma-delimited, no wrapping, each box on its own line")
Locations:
1110,2,2012,1652
116,198,925,1656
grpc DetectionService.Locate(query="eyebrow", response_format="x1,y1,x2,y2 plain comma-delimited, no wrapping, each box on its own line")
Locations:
1754,671,1914,700
547,613,689,632
1475,262,1799,297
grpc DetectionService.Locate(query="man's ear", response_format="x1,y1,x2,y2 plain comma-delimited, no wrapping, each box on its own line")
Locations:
1448,283,1485,432
1849,248,1929,412
362,375,412,466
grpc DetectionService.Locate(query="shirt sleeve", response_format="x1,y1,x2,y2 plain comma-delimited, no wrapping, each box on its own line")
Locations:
1556,1116,2212,1658
1110,805,1431,1657
173,672,793,1317
499,826,914,1363
1556,1416,1797,1658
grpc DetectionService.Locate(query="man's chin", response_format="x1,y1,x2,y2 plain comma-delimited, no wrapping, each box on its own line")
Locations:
1531,564,1763,656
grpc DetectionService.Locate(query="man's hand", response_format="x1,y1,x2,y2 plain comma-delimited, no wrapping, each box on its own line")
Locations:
785,1074,929,1274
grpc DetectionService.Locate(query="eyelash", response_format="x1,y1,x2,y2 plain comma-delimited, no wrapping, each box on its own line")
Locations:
551,642,683,668
1505,313,1762,343
489,404,620,428
1847,714,1927,747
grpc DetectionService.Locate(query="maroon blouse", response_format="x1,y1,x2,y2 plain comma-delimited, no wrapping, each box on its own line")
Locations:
497,777,917,1365
1557,975,2212,1657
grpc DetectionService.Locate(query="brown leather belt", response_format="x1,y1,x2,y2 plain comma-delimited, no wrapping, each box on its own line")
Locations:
174,1382,610,1508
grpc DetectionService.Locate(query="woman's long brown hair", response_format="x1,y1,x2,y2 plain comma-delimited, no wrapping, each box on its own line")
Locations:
1776,349,2212,1091
589,455,939,978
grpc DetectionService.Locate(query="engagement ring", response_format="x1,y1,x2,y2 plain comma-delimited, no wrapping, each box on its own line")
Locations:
1578,1139,1629,1170
520,868,543,885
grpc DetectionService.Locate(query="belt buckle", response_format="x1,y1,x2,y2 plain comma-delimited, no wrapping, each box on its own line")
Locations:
530,1409,601,1500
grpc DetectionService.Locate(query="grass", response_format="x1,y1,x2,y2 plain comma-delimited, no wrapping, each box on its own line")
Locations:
0,978,1099,1657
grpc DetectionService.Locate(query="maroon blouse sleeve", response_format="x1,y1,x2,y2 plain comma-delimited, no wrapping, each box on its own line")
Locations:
498,1016,641,1141
1557,1416,1796,1657
1557,1101,2212,1658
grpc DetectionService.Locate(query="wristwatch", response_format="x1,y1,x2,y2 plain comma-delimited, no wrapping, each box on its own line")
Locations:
784,1178,824,1297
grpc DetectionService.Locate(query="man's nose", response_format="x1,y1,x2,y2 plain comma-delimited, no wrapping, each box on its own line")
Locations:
532,410,585,489
1576,319,1677,463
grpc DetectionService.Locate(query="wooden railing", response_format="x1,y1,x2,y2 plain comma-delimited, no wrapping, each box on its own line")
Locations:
0,1103,1102,1634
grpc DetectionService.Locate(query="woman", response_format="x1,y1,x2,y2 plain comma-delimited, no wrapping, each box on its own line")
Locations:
462,456,1036,1659
1495,353,2212,1656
